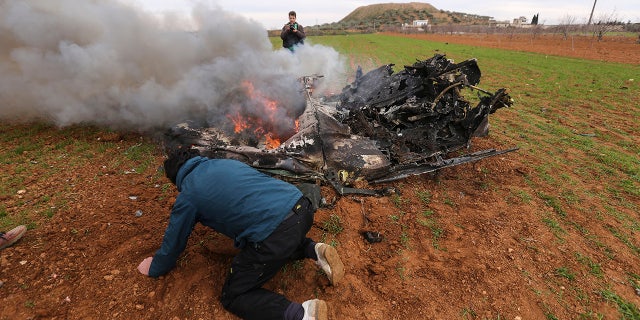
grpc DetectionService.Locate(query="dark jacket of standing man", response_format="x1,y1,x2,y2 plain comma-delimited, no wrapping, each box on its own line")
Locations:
281,10,306,51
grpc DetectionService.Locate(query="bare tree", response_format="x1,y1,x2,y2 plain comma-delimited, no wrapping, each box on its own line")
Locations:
591,11,621,41
558,15,578,40
530,19,544,40
506,26,517,40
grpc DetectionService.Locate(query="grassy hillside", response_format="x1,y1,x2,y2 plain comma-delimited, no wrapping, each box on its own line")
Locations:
339,2,492,26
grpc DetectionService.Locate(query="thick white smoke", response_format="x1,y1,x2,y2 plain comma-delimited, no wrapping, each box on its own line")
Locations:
0,0,346,132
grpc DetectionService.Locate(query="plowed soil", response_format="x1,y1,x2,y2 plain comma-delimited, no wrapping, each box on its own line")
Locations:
1,33,639,319
391,32,640,65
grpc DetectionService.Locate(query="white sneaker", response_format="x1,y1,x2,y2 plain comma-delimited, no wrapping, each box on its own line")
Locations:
0,225,26,250
314,243,344,285
302,299,328,320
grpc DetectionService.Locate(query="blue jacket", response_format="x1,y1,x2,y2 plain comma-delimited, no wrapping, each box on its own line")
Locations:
148,157,302,277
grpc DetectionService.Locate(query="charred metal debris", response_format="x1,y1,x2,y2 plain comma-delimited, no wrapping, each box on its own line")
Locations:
164,54,517,195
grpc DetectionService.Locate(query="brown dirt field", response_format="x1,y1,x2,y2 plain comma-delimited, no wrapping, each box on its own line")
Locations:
387,32,640,65
1,33,639,320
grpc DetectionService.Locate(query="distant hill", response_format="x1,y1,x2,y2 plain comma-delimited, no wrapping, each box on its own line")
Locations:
326,2,492,29
269,2,495,34
340,2,437,22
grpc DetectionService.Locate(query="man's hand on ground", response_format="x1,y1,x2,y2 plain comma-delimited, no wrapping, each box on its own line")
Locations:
137,257,153,276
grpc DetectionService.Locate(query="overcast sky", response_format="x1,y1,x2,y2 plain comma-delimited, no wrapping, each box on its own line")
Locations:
126,0,640,29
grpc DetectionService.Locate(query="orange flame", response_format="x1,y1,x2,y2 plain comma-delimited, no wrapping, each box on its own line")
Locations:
225,81,300,149
228,113,250,133
264,133,281,150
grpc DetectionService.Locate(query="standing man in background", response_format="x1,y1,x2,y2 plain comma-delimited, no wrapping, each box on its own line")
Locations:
281,11,306,52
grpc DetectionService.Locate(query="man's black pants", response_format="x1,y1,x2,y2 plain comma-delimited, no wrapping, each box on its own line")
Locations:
220,197,315,320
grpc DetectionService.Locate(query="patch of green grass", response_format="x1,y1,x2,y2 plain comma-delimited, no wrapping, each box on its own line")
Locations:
538,192,567,217
575,253,603,278
603,204,640,232
0,205,13,229
430,225,444,249
161,183,173,193
460,307,477,319
391,194,408,208
574,287,591,304
600,289,640,319
545,312,559,320
606,191,638,212
443,197,455,207
512,188,532,204
125,142,156,161
322,214,343,236
53,140,74,150
577,311,604,319
416,189,431,205
400,227,410,249
606,225,640,256
71,140,93,155
627,273,640,294
14,141,44,155
618,179,639,197
42,206,57,219
0,152,11,165
560,189,580,205
281,259,304,278
418,210,444,250
569,221,588,235
96,141,117,153
594,148,639,180
416,216,433,226
554,266,576,281
542,217,566,241
396,264,406,280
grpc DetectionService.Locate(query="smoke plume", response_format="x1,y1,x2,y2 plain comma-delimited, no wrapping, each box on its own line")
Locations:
0,0,346,133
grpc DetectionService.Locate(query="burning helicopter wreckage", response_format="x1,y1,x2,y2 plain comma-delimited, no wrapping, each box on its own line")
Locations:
164,54,517,195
